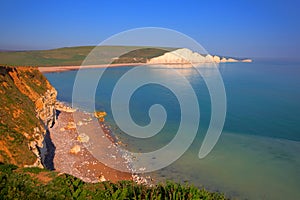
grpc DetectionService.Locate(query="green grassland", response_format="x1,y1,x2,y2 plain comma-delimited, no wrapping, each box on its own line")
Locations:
112,48,172,64
0,46,176,67
0,163,227,200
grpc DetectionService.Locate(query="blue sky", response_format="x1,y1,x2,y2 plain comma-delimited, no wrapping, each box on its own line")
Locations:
0,0,299,59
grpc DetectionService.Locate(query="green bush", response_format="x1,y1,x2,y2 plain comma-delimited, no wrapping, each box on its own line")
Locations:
0,163,18,173
22,167,48,174
0,164,227,200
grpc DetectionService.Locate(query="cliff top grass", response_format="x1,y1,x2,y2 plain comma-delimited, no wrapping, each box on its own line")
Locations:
112,48,172,64
0,46,176,67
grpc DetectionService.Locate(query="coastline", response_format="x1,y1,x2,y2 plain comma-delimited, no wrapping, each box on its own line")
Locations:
50,103,151,184
38,63,147,73
38,60,252,73
38,63,197,73
49,108,132,183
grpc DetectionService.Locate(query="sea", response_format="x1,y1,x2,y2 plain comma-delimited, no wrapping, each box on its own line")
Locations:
45,61,300,200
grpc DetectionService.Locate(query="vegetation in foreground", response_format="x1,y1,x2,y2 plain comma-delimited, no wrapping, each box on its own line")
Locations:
0,163,227,200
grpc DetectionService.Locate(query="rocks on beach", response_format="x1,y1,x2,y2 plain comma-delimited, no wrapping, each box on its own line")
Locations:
48,102,152,185
65,121,76,130
55,102,76,113
48,105,136,183
77,133,90,143
70,145,81,154
94,111,107,122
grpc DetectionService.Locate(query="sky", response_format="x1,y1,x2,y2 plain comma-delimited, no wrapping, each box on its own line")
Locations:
0,0,299,59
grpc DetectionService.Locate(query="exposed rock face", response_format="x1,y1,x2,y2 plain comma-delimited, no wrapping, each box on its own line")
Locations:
213,55,221,63
147,48,252,64
227,58,238,62
31,87,57,168
55,102,76,113
35,89,57,127
242,59,253,63
220,57,227,63
147,48,204,64
0,66,57,168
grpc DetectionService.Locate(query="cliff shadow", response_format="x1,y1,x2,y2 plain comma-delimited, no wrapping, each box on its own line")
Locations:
42,129,56,170
49,110,60,128
55,110,61,120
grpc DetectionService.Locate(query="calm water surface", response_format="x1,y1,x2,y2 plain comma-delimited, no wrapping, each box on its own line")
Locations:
46,61,300,199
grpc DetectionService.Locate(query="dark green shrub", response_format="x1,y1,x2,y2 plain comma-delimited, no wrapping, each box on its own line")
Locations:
0,164,227,200
0,163,18,173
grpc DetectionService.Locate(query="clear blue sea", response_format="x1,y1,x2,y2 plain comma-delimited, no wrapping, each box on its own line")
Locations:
45,61,300,199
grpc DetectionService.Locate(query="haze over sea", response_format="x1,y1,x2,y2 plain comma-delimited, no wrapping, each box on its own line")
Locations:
46,61,300,200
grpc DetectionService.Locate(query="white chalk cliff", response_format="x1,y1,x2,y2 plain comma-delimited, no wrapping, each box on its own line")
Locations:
147,48,251,64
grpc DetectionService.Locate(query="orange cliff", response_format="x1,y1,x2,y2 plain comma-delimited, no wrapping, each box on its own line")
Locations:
0,66,57,167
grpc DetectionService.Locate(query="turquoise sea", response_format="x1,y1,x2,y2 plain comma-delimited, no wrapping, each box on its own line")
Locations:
46,61,300,199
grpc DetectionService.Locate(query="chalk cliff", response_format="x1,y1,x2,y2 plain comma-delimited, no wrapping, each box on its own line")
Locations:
0,66,57,167
147,48,252,64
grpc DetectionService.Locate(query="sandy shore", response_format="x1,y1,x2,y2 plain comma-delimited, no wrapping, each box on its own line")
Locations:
38,63,147,73
48,109,132,183
38,63,207,73
38,61,237,73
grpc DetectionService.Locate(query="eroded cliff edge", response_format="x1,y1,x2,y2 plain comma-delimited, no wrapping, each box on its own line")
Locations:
0,66,57,168
147,48,252,64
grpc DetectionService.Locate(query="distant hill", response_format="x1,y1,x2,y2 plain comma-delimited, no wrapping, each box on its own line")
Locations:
0,46,251,67
0,46,176,67
112,48,175,64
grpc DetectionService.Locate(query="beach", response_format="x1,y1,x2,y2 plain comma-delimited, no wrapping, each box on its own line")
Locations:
38,62,222,73
48,106,133,183
38,63,147,73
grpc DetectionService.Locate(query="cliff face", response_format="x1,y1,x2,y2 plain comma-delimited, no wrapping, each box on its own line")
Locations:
0,66,57,167
147,48,251,64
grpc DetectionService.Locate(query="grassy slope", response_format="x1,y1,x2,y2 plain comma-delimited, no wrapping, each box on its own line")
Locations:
0,46,176,67
0,164,227,200
0,66,50,166
112,48,173,64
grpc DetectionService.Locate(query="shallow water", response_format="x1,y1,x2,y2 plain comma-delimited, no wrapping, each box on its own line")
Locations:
46,61,300,199
155,132,300,199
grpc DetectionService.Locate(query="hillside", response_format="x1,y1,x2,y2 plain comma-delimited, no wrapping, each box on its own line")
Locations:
0,46,175,67
112,48,174,64
0,46,251,67
0,66,57,167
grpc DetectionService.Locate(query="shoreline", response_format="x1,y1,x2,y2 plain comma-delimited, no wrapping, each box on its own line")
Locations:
38,63,200,73
38,63,147,73
50,102,151,184
38,61,249,73
49,108,132,183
